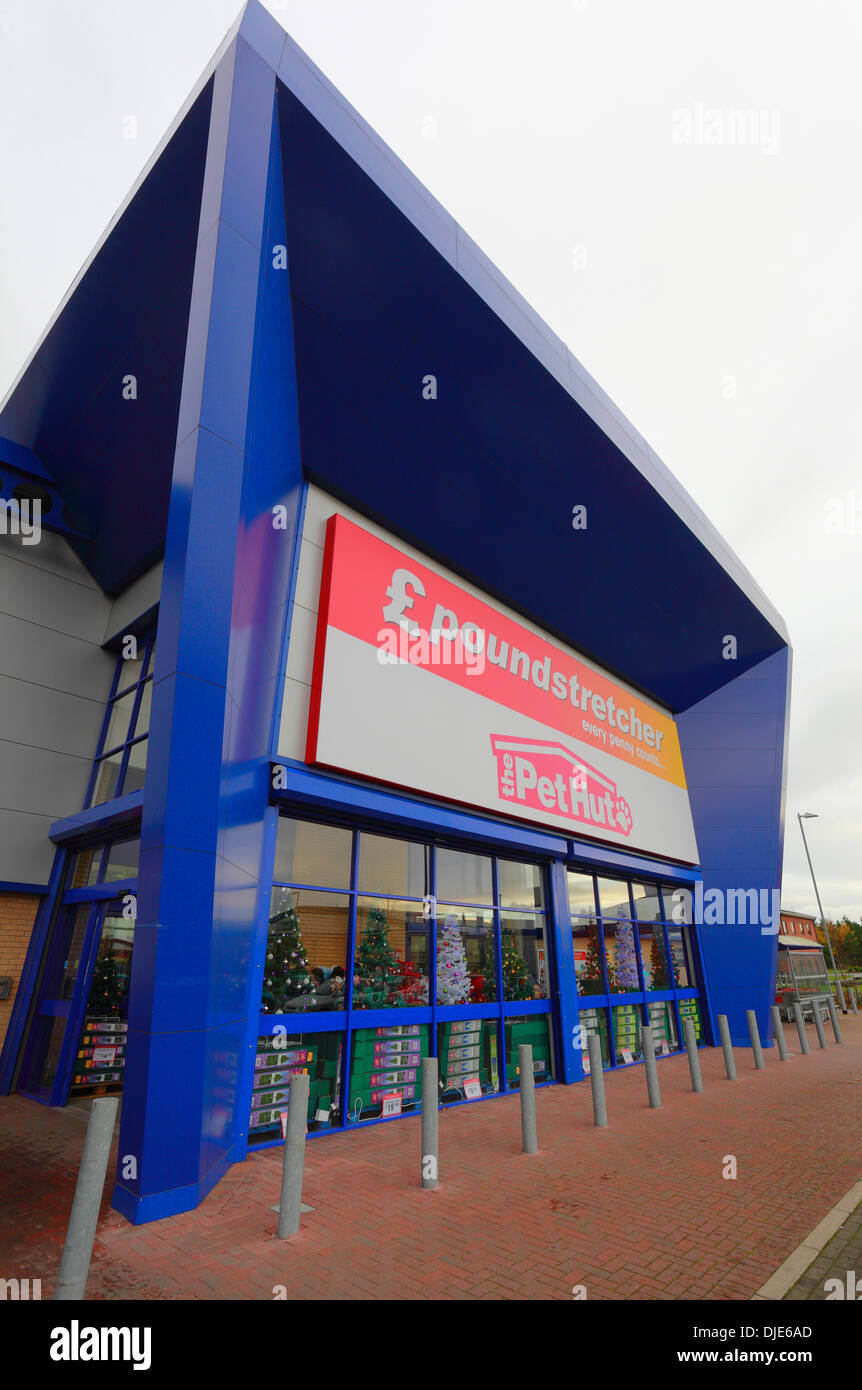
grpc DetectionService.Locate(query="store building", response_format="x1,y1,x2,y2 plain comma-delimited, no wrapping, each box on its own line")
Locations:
775,907,830,1010
0,1,791,1224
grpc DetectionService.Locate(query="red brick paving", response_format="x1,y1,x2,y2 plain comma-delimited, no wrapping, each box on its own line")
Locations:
1,1017,860,1300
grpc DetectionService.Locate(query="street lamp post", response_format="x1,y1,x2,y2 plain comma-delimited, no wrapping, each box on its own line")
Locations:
798,812,847,1013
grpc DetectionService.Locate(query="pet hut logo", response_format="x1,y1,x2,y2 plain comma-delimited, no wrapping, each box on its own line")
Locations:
490,735,633,836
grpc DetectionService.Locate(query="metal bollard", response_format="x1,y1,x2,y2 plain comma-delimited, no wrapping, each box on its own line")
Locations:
683,1017,703,1093
826,997,843,1045
850,989,859,1015
277,1073,310,1238
813,1002,828,1049
792,1002,810,1055
717,1014,737,1080
771,1006,789,1060
518,1044,538,1153
421,1056,439,1189
639,1022,661,1109
746,1009,765,1069
54,1095,120,1300
587,1031,607,1127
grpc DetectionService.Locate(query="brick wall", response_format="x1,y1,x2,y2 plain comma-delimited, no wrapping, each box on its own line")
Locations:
0,891,41,1052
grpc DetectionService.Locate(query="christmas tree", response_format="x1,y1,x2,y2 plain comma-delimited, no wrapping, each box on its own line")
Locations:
89,946,123,1016
501,932,534,1001
609,920,640,992
577,924,604,994
647,925,672,989
262,904,312,1013
436,916,472,1004
353,906,400,1008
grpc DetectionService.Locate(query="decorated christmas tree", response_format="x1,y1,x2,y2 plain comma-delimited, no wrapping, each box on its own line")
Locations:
436,916,472,1004
647,926,672,989
501,932,534,1001
89,946,123,1016
609,920,640,992
577,924,605,994
353,906,401,1008
262,904,312,1013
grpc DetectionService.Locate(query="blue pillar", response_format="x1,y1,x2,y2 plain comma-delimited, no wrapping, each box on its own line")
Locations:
677,649,791,1050
114,8,302,1223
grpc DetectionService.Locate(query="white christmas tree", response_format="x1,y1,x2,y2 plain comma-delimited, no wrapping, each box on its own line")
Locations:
436,916,472,1004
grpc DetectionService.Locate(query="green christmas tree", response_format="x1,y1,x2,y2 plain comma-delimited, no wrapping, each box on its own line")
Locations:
577,924,605,994
262,905,312,1013
353,906,401,1008
647,926,672,989
89,946,123,1017
501,932,534,1001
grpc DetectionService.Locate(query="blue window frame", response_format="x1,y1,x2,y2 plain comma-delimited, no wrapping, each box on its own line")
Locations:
85,635,156,808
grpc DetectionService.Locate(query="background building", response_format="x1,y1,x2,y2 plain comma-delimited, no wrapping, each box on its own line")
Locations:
0,1,790,1224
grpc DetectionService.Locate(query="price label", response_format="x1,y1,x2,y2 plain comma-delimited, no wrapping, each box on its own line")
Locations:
582,1053,591,1074
660,1041,670,1056
381,1093,403,1118
463,1077,482,1100
621,1047,633,1064
92,1046,117,1066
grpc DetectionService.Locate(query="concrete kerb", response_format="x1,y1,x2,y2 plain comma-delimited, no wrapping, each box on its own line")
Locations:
752,1179,862,1300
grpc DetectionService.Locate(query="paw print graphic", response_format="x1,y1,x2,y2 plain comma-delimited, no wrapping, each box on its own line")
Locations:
615,797,633,836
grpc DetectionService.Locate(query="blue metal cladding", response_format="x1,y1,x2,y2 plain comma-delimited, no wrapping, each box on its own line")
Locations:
676,648,791,1047
0,83,214,596
274,82,784,713
113,34,302,1225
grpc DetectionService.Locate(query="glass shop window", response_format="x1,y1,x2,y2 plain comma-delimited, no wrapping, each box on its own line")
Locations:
572,919,605,996
567,871,598,918
662,883,692,925
249,1030,343,1141
71,906,135,1095
603,919,642,993
88,634,155,808
102,838,140,883
347,1024,429,1124
353,897,429,1008
596,876,632,919
646,999,679,1053
261,888,349,1014
504,1015,555,1089
274,817,352,890
631,882,663,922
357,832,430,899
639,922,673,991
612,1004,643,1065
436,909,497,1004
667,925,695,988
435,848,493,906
500,912,550,1000
437,1020,500,1102
577,1006,610,1069
497,859,545,910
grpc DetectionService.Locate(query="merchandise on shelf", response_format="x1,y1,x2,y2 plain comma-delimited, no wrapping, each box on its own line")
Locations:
504,1016,553,1086
612,1003,643,1062
678,998,703,1041
439,1018,499,1097
71,1017,129,1091
348,1024,430,1121
248,1032,343,1141
577,1006,610,1067
647,999,678,1050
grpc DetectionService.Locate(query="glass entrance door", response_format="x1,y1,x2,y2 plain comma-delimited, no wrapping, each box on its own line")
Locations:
17,902,100,1103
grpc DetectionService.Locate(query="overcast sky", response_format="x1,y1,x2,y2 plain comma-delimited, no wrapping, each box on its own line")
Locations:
1,0,860,920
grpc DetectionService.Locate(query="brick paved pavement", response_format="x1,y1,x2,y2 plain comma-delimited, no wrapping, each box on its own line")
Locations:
1,1016,860,1300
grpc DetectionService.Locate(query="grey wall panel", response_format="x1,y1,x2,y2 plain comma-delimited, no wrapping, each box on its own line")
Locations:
0,809,56,885
0,530,114,884
0,551,108,640
0,612,114,699
0,673,106,759
0,741,93,819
